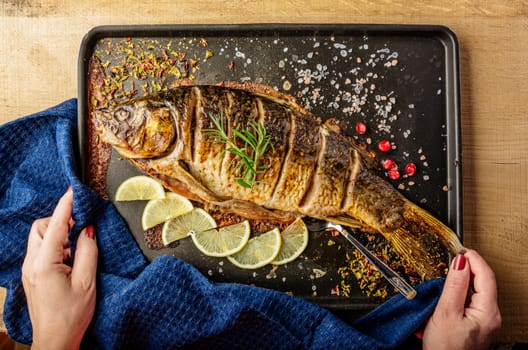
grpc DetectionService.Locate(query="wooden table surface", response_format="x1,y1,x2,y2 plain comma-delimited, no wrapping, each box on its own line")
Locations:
1,0,527,344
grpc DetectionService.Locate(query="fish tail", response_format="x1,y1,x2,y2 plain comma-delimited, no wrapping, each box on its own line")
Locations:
405,201,465,254
381,201,465,280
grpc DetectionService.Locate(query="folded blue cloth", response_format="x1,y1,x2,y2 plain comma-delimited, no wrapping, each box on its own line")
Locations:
0,99,444,349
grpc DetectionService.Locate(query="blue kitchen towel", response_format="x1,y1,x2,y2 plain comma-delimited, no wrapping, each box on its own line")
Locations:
0,99,444,349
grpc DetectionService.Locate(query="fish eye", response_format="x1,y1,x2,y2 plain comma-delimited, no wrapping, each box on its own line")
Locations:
115,108,130,121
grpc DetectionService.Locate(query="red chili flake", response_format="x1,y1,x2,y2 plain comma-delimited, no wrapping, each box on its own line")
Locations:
329,229,340,237
404,162,417,176
355,122,367,135
381,159,397,170
330,285,340,296
378,140,391,152
388,169,400,180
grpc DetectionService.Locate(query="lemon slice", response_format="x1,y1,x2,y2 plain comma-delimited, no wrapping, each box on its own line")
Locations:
161,208,217,246
191,220,250,257
227,228,282,269
115,176,166,201
271,217,309,265
141,192,193,230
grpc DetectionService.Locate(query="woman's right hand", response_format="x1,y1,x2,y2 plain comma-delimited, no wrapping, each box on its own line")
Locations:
423,249,501,350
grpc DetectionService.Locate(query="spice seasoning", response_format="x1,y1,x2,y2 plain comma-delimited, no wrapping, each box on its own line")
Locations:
335,230,438,300
94,37,211,107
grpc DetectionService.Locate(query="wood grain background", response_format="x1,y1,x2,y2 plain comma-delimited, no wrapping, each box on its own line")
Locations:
1,0,527,343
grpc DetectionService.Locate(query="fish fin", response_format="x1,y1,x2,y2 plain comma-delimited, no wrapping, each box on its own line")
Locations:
216,81,308,115
131,159,229,203
404,202,466,255
384,227,444,280
381,202,465,280
132,159,297,223
214,199,298,223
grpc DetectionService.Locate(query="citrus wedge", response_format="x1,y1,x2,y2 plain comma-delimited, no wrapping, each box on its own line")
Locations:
141,192,193,230
271,217,309,265
161,208,217,246
191,220,250,257
115,176,166,201
227,228,282,269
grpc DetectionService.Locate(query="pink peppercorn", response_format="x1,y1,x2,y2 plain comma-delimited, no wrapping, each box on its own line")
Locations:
378,140,391,152
355,122,367,135
382,159,396,170
388,169,400,180
405,163,417,176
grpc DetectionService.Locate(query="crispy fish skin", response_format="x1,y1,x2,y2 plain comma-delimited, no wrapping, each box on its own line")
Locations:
94,83,465,279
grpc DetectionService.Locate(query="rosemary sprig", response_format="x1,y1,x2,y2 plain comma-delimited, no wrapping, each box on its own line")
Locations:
206,112,272,188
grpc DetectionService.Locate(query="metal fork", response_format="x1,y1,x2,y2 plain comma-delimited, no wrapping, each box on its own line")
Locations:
306,219,417,300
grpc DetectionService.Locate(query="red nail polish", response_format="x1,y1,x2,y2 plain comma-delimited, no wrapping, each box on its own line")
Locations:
85,225,95,239
453,254,466,271
67,185,73,193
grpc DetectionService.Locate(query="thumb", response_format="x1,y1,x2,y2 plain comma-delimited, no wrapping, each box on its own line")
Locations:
72,225,98,291
435,254,470,318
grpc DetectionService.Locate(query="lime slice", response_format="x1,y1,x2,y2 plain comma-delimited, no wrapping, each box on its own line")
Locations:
141,192,193,230
191,220,250,257
227,228,282,269
115,176,165,201
161,208,217,246
271,217,309,265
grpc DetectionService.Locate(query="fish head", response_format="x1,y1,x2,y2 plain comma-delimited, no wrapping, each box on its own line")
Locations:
94,99,175,159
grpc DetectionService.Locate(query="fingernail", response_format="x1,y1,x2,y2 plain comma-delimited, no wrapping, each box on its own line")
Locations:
85,225,95,240
453,254,466,271
66,185,73,194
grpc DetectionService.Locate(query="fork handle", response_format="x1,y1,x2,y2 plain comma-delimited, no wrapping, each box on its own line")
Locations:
340,229,417,300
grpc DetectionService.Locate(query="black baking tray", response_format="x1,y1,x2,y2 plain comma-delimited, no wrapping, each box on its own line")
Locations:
78,24,462,310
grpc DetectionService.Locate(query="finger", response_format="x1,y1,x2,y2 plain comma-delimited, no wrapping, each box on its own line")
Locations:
26,218,51,257
40,188,74,264
435,254,471,318
72,225,98,292
464,250,499,311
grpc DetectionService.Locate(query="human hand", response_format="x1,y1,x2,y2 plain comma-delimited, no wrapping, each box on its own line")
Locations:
22,187,98,350
422,249,501,350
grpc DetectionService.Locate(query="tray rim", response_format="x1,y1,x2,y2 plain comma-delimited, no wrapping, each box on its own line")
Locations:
77,23,462,310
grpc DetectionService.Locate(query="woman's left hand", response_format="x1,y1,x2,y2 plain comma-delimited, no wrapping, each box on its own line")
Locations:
22,188,98,350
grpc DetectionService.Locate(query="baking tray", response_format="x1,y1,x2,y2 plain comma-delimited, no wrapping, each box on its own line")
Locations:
78,24,462,310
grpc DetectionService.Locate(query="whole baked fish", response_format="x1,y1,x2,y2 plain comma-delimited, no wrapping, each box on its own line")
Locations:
94,82,465,279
